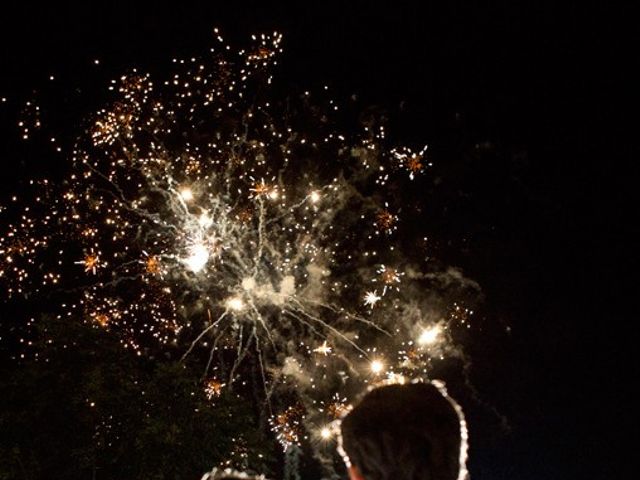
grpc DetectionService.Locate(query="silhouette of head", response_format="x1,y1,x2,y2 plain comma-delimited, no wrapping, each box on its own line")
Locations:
340,382,468,480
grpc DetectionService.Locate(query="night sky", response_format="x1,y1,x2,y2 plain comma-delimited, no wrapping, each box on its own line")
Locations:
0,2,632,479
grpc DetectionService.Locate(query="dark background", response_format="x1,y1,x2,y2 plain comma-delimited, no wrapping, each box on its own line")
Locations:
0,2,633,479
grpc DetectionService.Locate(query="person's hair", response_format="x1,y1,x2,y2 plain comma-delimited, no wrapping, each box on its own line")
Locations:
200,468,266,480
340,382,466,480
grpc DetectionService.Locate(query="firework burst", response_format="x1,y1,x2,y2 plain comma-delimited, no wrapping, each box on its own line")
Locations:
1,29,480,466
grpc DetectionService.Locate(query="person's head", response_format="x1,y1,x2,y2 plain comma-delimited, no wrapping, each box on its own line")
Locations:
200,468,266,480
339,381,468,480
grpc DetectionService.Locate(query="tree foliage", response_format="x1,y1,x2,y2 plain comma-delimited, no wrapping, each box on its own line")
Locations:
0,315,276,480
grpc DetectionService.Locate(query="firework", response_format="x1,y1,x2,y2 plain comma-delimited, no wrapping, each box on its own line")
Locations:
1,29,480,468
270,404,306,451
204,378,226,400
418,324,442,346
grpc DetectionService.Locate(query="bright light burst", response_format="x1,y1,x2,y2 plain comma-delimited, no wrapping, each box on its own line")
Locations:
370,359,385,375
363,290,381,308
0,30,481,463
319,425,333,440
418,324,442,346
184,243,210,273
179,187,194,202
313,341,332,356
225,296,245,312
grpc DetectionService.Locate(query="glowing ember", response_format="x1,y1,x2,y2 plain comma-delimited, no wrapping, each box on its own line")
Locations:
145,256,161,275
376,209,397,232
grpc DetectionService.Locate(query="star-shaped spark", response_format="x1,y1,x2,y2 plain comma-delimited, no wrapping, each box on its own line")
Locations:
364,290,381,308
75,250,100,275
313,341,332,356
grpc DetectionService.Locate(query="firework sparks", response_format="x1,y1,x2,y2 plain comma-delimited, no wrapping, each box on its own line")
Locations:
225,296,245,312
92,313,110,328
418,325,442,346
0,29,480,469
313,341,332,356
75,251,101,275
363,290,381,308
391,145,430,180
319,425,333,440
375,208,398,234
144,255,161,275
321,394,350,420
204,378,226,400
179,188,194,202
184,243,210,273
370,359,385,375
270,404,306,450
309,191,321,204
